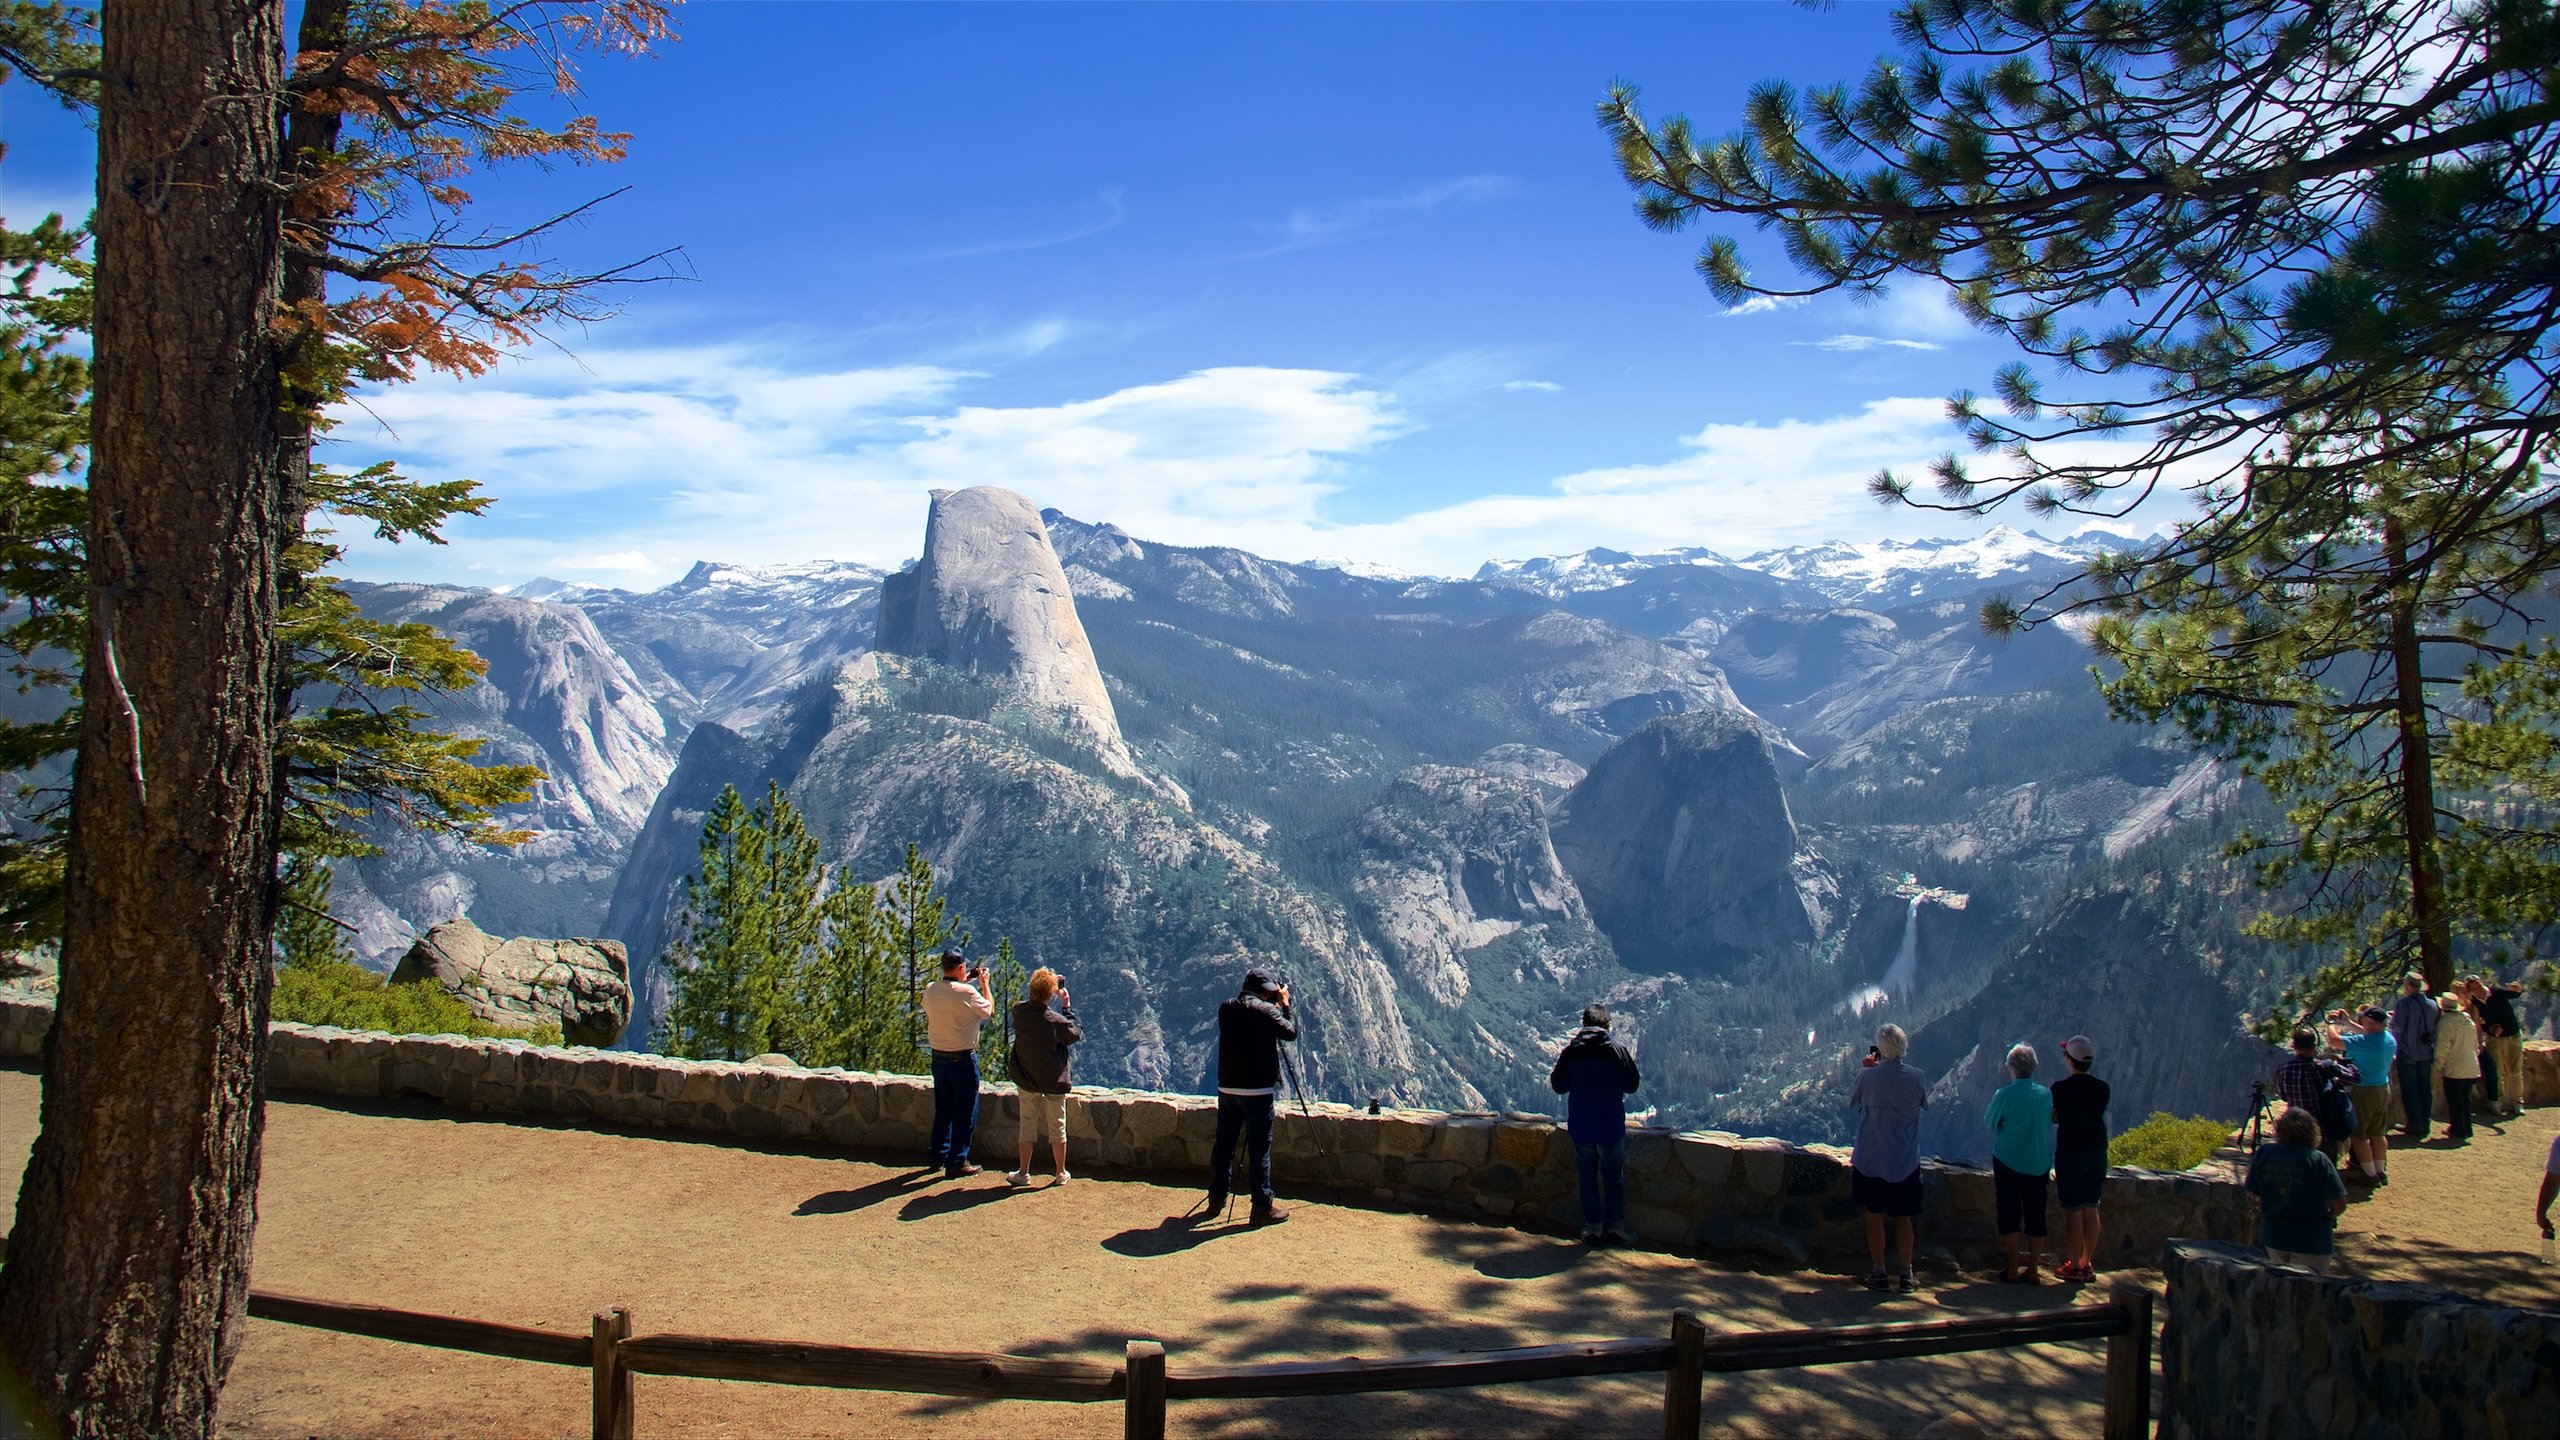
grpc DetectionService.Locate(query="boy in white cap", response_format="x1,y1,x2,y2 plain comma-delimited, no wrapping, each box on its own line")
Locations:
2049,1035,2110,1282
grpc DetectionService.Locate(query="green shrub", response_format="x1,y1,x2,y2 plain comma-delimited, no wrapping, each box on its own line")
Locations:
273,955,561,1044
2108,1111,2232,1172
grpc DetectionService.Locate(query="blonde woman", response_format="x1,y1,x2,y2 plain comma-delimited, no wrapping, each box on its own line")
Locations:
2434,991,2481,1143
1005,968,1082,1186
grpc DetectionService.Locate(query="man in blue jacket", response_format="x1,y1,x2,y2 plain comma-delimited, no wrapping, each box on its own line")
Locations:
1549,1003,1642,1244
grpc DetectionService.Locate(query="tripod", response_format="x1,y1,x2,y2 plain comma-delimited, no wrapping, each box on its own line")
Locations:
2244,1079,2272,1152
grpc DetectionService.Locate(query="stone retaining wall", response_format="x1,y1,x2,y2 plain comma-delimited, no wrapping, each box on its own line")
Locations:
0,994,2255,1270
2160,1240,2560,1438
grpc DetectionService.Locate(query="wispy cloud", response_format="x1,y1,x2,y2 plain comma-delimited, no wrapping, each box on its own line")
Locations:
1232,175,1518,260
1500,379,1563,393
1720,295,1806,318
330,351,1403,583
1796,335,1944,353
914,189,1128,262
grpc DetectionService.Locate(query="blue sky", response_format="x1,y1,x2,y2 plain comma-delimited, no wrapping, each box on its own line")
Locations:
0,1,2172,588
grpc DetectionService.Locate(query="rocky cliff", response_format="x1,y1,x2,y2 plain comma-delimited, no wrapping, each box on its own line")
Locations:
875,487,1137,775
331,584,681,960
1907,887,2276,1162
1352,766,1602,1006
1550,711,1818,969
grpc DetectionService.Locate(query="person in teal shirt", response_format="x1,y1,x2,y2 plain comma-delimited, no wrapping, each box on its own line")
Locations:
1983,1043,2056,1283
2332,1006,2399,1185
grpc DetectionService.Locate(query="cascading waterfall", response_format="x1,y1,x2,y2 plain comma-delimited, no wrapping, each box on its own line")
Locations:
1846,895,1921,1017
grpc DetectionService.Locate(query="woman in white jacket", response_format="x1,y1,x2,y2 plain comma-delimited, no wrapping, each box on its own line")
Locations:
2434,991,2482,1143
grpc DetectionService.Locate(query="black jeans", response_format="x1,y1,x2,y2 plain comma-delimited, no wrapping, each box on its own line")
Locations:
1209,1092,1277,1203
2443,1077,2476,1139
1993,1158,2049,1238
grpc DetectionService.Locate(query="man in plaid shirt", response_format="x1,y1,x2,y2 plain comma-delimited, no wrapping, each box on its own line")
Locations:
2274,1027,2355,1163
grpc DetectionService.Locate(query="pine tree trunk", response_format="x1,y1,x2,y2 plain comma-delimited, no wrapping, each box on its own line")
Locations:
0,1,289,1433
2385,522,2455,993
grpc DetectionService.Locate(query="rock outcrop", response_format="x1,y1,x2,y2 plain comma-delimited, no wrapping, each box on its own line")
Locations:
391,916,633,1046
1353,766,1602,1006
329,585,682,960
876,487,1136,773
1550,710,1816,968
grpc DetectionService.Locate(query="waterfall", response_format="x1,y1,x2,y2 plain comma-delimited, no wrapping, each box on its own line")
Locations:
1847,896,1921,1017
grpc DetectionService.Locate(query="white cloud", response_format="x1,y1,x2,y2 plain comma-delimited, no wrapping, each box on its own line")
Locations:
329,352,1403,584
1500,379,1563,393
1796,335,1944,353
1871,283,1978,342
914,190,1127,262
1234,176,1519,259
1719,295,1806,318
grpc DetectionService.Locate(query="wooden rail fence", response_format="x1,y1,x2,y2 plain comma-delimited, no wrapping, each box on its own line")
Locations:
241,1277,2154,1439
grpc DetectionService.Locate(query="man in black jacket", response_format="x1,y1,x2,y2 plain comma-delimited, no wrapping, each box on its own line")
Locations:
1205,967,1298,1225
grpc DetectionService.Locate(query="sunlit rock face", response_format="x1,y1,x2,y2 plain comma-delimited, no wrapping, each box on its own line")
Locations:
1550,710,1815,970
874,486,1136,775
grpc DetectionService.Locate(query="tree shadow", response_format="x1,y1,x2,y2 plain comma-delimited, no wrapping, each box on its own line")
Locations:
794,1169,941,1216
1463,1237,1596,1282
896,1184,1026,1222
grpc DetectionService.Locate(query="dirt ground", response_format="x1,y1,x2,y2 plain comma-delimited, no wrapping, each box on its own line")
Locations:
0,1068,2146,1439
2326,1102,2560,1310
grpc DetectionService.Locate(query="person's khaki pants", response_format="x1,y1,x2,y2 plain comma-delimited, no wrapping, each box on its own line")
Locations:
2490,1035,2526,1115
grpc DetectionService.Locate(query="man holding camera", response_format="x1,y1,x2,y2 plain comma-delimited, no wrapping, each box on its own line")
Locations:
1204,967,1298,1226
923,949,996,1178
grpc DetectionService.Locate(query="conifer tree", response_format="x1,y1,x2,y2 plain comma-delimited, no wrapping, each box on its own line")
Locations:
273,854,355,972
977,936,1027,1079
2090,407,2553,1008
1603,0,2560,575
880,840,968,1062
0,6,676,1427
786,875,898,1069
660,784,792,1062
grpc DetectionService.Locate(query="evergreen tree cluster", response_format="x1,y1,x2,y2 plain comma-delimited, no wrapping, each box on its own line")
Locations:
656,781,1026,1075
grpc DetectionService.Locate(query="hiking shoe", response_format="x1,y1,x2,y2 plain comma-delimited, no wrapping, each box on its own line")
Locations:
943,1162,983,1179
1005,1169,1032,1188
1862,1268,1893,1291
1580,1224,1604,1242
1249,1200,1289,1226
1896,1270,1917,1293
1052,1171,1072,1186
1606,1223,1639,1246
2372,1171,2389,1187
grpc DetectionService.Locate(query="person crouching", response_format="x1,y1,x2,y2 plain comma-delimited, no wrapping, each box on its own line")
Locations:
1549,1003,1642,1244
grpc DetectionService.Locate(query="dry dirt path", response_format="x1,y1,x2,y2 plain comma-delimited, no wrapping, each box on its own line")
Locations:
1,1068,2131,1439
2326,1102,2560,1310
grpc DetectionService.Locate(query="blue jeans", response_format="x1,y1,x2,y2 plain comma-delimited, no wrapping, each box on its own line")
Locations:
2395,1058,2433,1134
1209,1093,1276,1203
1575,1141,1625,1228
929,1051,979,1170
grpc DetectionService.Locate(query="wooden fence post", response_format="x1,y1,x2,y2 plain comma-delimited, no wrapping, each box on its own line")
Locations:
1125,1339,1167,1440
1662,1309,1705,1440
592,1306,634,1440
2102,1279,2154,1440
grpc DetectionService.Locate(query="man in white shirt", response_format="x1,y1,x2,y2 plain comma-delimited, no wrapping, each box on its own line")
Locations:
922,950,996,1178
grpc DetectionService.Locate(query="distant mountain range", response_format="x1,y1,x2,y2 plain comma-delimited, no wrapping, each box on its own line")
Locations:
315,502,2279,1152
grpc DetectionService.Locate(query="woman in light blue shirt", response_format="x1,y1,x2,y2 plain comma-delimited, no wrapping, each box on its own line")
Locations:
1983,1042,2055,1284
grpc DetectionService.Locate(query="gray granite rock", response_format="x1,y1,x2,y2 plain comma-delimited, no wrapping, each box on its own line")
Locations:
391,916,632,1046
